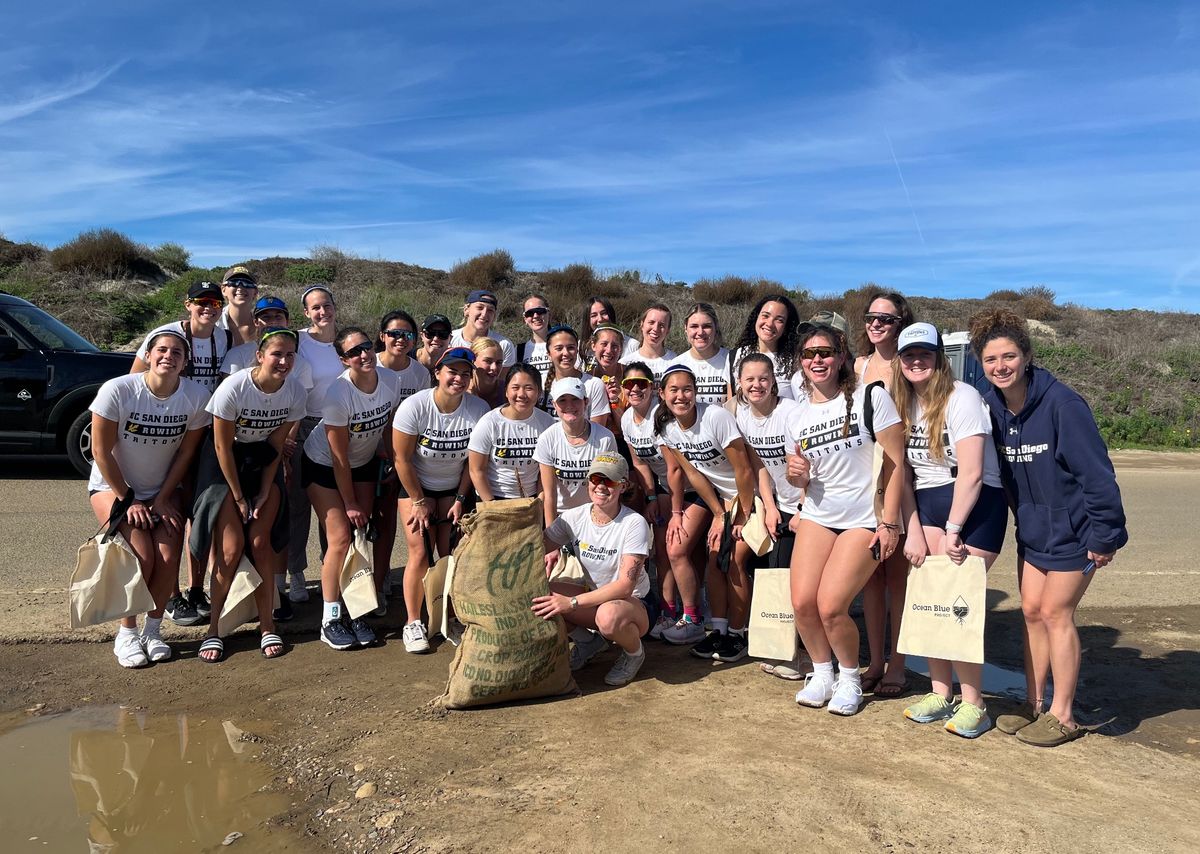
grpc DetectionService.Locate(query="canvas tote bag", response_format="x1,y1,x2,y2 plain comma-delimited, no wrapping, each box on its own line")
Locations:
218,556,263,635
339,527,378,619
731,495,773,557
69,497,156,628
747,566,797,661
896,554,986,664
425,555,452,639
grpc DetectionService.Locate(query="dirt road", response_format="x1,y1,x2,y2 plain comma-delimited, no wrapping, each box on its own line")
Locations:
1,452,1197,853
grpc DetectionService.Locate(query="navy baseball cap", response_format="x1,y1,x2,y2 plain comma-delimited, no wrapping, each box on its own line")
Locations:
465,289,498,306
435,346,476,368
253,296,289,317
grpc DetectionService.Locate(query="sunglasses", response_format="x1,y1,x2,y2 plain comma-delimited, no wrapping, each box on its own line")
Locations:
621,377,652,390
588,474,620,488
524,307,549,318
423,328,450,340
225,280,258,291
801,346,839,360
190,298,223,309
383,329,417,341
864,313,901,326
341,341,375,359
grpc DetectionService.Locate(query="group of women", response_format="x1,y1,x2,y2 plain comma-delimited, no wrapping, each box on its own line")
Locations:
85,278,1127,744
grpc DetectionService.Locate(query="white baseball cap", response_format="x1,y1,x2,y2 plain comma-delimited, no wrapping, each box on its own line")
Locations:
897,322,941,353
550,377,587,401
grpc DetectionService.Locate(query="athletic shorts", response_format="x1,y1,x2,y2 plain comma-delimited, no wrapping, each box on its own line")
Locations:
916,483,1008,554
397,483,459,501
301,453,380,491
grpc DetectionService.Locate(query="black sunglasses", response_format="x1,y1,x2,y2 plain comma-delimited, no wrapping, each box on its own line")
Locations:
341,341,375,359
423,328,450,339
801,346,839,360
524,307,549,318
383,329,416,341
864,312,901,326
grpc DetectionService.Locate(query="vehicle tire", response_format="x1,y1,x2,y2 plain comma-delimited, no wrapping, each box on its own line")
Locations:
66,409,94,477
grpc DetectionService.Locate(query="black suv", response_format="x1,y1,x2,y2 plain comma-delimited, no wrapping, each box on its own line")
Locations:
0,292,136,475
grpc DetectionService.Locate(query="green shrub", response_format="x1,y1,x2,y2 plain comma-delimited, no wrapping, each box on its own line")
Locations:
151,242,191,274
285,262,335,285
50,229,157,278
448,249,515,293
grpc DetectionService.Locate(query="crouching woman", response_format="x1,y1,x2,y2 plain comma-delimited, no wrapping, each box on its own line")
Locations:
532,453,651,687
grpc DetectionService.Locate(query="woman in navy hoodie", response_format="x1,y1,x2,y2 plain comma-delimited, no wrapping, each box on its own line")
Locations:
969,309,1128,747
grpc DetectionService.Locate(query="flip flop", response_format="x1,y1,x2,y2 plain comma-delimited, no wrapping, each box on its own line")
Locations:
260,633,285,659
199,636,225,664
760,660,805,681
859,672,884,694
875,676,909,698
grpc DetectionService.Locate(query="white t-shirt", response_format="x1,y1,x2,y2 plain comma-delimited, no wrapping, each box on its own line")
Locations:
619,347,677,382
906,381,1002,491
621,337,641,359
659,403,743,503
450,327,517,367
621,404,668,491
222,341,314,393
519,339,552,384
206,369,307,443
675,348,730,405
546,504,651,598
138,322,232,395
533,421,618,513
731,347,796,400
304,369,402,469
789,384,901,529
468,407,556,499
298,330,346,418
377,358,432,404
87,374,212,499
392,389,490,492
736,397,804,515
789,372,811,403
538,373,610,421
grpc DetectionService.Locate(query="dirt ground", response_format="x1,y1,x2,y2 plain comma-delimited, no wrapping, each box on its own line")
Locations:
1,452,1198,853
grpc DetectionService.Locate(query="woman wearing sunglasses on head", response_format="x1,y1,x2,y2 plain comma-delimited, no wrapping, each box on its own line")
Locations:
655,365,756,661
619,362,675,637
854,289,917,699
533,377,619,530
730,294,802,400
675,303,731,405
303,327,403,652
468,364,556,501
90,329,212,668
538,324,612,430
620,304,676,381
392,347,490,653
785,324,906,715
534,453,652,687
193,327,308,662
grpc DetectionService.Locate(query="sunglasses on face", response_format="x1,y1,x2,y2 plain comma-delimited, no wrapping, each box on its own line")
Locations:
524,307,549,318
801,346,839,360
424,329,450,340
341,341,374,359
620,377,651,390
226,280,257,291
864,313,900,326
191,298,223,310
383,329,417,341
588,474,620,488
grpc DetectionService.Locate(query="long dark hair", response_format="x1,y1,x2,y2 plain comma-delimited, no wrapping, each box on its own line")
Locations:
799,324,857,437
731,294,800,375
856,289,914,357
333,326,371,357
581,296,617,341
542,325,580,403
376,309,417,352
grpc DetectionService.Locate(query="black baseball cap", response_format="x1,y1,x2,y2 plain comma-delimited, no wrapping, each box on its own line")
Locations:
187,281,224,301
422,313,452,332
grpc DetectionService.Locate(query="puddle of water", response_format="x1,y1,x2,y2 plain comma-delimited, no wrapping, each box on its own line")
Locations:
0,705,289,852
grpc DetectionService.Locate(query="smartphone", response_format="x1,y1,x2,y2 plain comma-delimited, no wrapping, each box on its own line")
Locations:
1082,560,1097,576
871,541,882,561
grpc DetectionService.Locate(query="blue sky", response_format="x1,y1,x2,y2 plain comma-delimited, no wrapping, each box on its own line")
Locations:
2,1,1199,310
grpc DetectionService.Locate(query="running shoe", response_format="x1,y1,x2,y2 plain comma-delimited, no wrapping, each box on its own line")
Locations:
569,631,609,670
903,692,956,723
349,617,378,648
139,633,172,663
288,574,310,603
273,596,294,622
114,632,149,668
661,616,705,645
714,632,748,663
648,613,674,641
604,646,647,686
321,619,357,651
828,678,865,716
186,586,211,619
689,630,724,659
795,672,835,708
402,620,431,654
164,593,202,627
945,701,992,739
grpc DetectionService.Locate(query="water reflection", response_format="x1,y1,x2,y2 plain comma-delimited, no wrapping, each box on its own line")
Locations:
0,706,286,852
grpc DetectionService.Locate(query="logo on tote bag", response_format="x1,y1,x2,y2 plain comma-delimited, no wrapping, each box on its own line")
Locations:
952,596,969,625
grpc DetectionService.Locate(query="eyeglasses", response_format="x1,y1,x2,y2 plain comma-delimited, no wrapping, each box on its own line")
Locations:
801,346,838,360
423,328,450,340
191,298,223,310
588,474,620,488
524,307,549,318
383,329,417,341
621,377,652,390
341,341,375,359
864,313,900,326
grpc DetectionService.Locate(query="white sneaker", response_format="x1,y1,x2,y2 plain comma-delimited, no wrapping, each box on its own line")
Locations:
604,646,646,686
402,621,430,653
648,613,673,640
828,678,865,716
287,574,310,603
140,633,172,663
569,631,609,670
114,632,148,668
661,618,705,645
795,672,835,707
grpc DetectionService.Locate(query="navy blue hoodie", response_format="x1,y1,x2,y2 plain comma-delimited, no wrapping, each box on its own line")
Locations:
983,366,1128,570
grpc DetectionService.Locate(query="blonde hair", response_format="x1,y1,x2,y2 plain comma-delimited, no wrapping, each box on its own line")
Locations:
891,348,956,463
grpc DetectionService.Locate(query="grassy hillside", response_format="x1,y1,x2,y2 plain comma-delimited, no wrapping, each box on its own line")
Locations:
2,232,1196,450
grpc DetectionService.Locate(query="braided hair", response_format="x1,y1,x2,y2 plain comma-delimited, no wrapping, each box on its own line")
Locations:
799,324,858,437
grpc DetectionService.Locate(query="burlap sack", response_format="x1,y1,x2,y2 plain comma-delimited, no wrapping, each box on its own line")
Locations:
439,497,577,710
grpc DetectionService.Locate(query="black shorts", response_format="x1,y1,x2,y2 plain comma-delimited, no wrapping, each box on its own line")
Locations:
396,483,459,501
755,510,797,571
301,453,380,491
916,483,1008,553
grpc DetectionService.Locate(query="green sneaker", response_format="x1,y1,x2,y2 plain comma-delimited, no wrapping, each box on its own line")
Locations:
903,692,955,723
945,701,993,739
995,702,1040,735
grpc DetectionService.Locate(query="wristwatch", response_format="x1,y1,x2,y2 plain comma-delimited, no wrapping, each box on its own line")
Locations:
570,596,578,610
454,493,468,504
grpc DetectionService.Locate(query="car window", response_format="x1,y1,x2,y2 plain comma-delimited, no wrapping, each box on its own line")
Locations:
3,304,97,352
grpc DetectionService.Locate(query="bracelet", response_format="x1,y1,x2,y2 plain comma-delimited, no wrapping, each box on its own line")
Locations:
233,495,246,503
411,497,427,507
672,510,685,516
877,522,900,531
945,521,963,534
646,494,659,501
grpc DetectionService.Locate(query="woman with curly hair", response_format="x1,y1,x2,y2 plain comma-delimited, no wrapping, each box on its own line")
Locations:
730,294,801,400
968,309,1127,747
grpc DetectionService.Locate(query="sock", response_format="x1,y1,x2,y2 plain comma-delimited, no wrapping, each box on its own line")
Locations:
661,600,678,619
323,601,341,624
629,640,644,657
839,664,862,685
683,605,701,623
813,660,835,681
142,616,163,638
711,617,729,635
728,626,745,637
117,625,137,638
569,626,594,644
